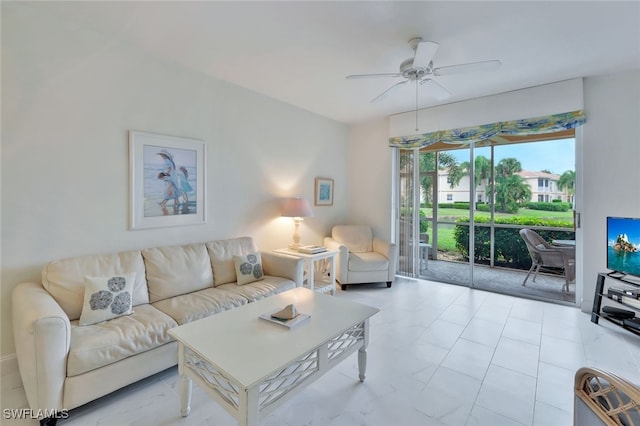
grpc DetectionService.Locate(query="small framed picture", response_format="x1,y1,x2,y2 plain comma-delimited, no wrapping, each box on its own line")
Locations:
129,131,206,230
314,177,334,206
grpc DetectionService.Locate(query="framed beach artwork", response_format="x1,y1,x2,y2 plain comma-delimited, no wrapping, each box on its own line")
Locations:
314,177,334,206
129,131,206,230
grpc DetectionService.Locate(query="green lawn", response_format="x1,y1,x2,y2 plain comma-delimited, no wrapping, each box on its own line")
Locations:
422,207,574,252
423,207,573,221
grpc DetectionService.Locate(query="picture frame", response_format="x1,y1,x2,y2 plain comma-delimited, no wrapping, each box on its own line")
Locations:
314,177,334,206
129,131,206,230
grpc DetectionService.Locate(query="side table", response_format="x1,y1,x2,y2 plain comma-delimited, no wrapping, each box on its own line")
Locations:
274,248,338,295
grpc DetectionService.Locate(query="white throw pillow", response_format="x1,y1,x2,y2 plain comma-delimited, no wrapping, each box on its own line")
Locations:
79,273,136,326
233,253,264,285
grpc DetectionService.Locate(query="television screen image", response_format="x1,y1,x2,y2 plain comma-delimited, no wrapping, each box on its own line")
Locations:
607,217,640,278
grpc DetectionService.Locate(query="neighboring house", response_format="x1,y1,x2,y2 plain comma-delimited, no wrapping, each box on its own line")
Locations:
515,170,570,203
435,169,570,204
436,172,489,203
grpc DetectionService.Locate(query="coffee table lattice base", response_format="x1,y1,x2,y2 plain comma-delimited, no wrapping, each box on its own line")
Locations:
184,324,365,414
328,323,365,361
185,347,241,409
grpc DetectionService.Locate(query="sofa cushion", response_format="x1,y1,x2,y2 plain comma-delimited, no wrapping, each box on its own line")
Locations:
348,252,389,272
333,225,373,253
234,253,264,285
152,287,248,325
206,237,258,286
42,250,149,321
142,243,213,303
79,273,136,326
217,275,296,302
67,304,177,377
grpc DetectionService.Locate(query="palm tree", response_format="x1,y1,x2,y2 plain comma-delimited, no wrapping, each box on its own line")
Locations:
438,152,464,188
557,170,576,201
494,158,530,213
461,155,492,188
495,157,522,178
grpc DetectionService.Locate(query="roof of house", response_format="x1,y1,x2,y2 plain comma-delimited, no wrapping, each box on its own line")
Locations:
516,170,560,180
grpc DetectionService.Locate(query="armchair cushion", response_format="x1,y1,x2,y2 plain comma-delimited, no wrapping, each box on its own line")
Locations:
349,252,390,272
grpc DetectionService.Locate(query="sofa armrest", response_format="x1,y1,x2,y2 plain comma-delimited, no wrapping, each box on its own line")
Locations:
323,237,349,284
12,281,71,412
260,251,305,287
373,238,397,281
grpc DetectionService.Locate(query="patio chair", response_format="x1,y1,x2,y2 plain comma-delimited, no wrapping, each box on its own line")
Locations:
519,228,576,292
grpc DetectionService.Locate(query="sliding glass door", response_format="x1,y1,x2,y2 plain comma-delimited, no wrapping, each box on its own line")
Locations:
395,135,577,304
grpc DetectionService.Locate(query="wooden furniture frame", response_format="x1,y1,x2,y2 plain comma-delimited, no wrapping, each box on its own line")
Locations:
575,367,640,425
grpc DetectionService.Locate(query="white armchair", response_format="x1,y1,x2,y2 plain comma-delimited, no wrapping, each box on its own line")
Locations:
324,225,397,290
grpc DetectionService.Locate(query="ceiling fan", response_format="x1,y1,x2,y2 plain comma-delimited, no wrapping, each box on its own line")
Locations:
346,37,501,129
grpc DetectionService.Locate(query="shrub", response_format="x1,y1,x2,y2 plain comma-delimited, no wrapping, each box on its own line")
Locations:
419,209,428,233
438,202,470,210
453,216,574,269
525,201,571,212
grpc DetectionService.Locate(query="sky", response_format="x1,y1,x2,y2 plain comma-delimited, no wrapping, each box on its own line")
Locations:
448,138,575,175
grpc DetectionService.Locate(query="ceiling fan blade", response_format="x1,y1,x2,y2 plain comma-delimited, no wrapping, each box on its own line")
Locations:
371,80,408,103
346,73,403,79
420,78,452,100
433,60,501,76
413,41,439,69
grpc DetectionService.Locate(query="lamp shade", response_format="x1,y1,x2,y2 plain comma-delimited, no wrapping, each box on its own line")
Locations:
282,197,313,218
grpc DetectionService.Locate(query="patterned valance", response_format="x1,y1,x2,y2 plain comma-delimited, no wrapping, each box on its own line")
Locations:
389,110,586,149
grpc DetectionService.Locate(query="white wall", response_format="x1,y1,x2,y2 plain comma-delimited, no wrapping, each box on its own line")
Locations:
581,70,640,311
1,5,349,357
389,78,584,137
347,119,393,240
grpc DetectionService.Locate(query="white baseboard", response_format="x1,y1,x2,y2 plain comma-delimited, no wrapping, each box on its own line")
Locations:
1,354,19,376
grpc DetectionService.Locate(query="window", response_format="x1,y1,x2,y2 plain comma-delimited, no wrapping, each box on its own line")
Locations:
538,195,544,202
447,194,453,201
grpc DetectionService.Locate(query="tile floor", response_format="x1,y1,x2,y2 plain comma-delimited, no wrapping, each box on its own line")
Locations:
3,277,640,426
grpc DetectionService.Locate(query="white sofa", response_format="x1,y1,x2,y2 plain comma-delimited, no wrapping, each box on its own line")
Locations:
12,236,304,423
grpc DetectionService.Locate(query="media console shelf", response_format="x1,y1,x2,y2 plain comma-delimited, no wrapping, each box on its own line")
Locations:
591,272,640,336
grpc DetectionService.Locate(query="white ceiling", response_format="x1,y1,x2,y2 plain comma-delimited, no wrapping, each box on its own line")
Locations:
19,1,640,124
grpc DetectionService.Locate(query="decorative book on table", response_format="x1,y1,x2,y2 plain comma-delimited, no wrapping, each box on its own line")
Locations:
297,245,327,254
259,309,311,329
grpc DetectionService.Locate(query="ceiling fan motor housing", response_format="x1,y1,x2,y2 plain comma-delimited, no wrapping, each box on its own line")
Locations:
400,58,433,80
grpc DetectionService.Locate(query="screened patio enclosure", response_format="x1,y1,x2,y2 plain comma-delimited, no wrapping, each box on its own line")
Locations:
394,112,583,304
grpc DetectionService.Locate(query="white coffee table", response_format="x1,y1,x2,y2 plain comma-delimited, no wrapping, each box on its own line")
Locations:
167,287,379,426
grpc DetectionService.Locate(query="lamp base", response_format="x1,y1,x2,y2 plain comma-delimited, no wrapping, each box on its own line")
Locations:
288,242,302,250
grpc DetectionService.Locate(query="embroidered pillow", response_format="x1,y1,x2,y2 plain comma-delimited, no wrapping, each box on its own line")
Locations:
233,253,264,285
79,273,136,326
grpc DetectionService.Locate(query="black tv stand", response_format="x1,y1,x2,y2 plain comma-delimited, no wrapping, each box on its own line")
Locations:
607,271,626,279
592,272,640,336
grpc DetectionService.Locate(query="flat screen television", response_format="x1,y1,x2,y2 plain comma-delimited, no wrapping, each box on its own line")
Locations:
607,216,640,279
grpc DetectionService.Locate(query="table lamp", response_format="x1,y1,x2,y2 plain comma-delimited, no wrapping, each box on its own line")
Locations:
282,197,313,250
